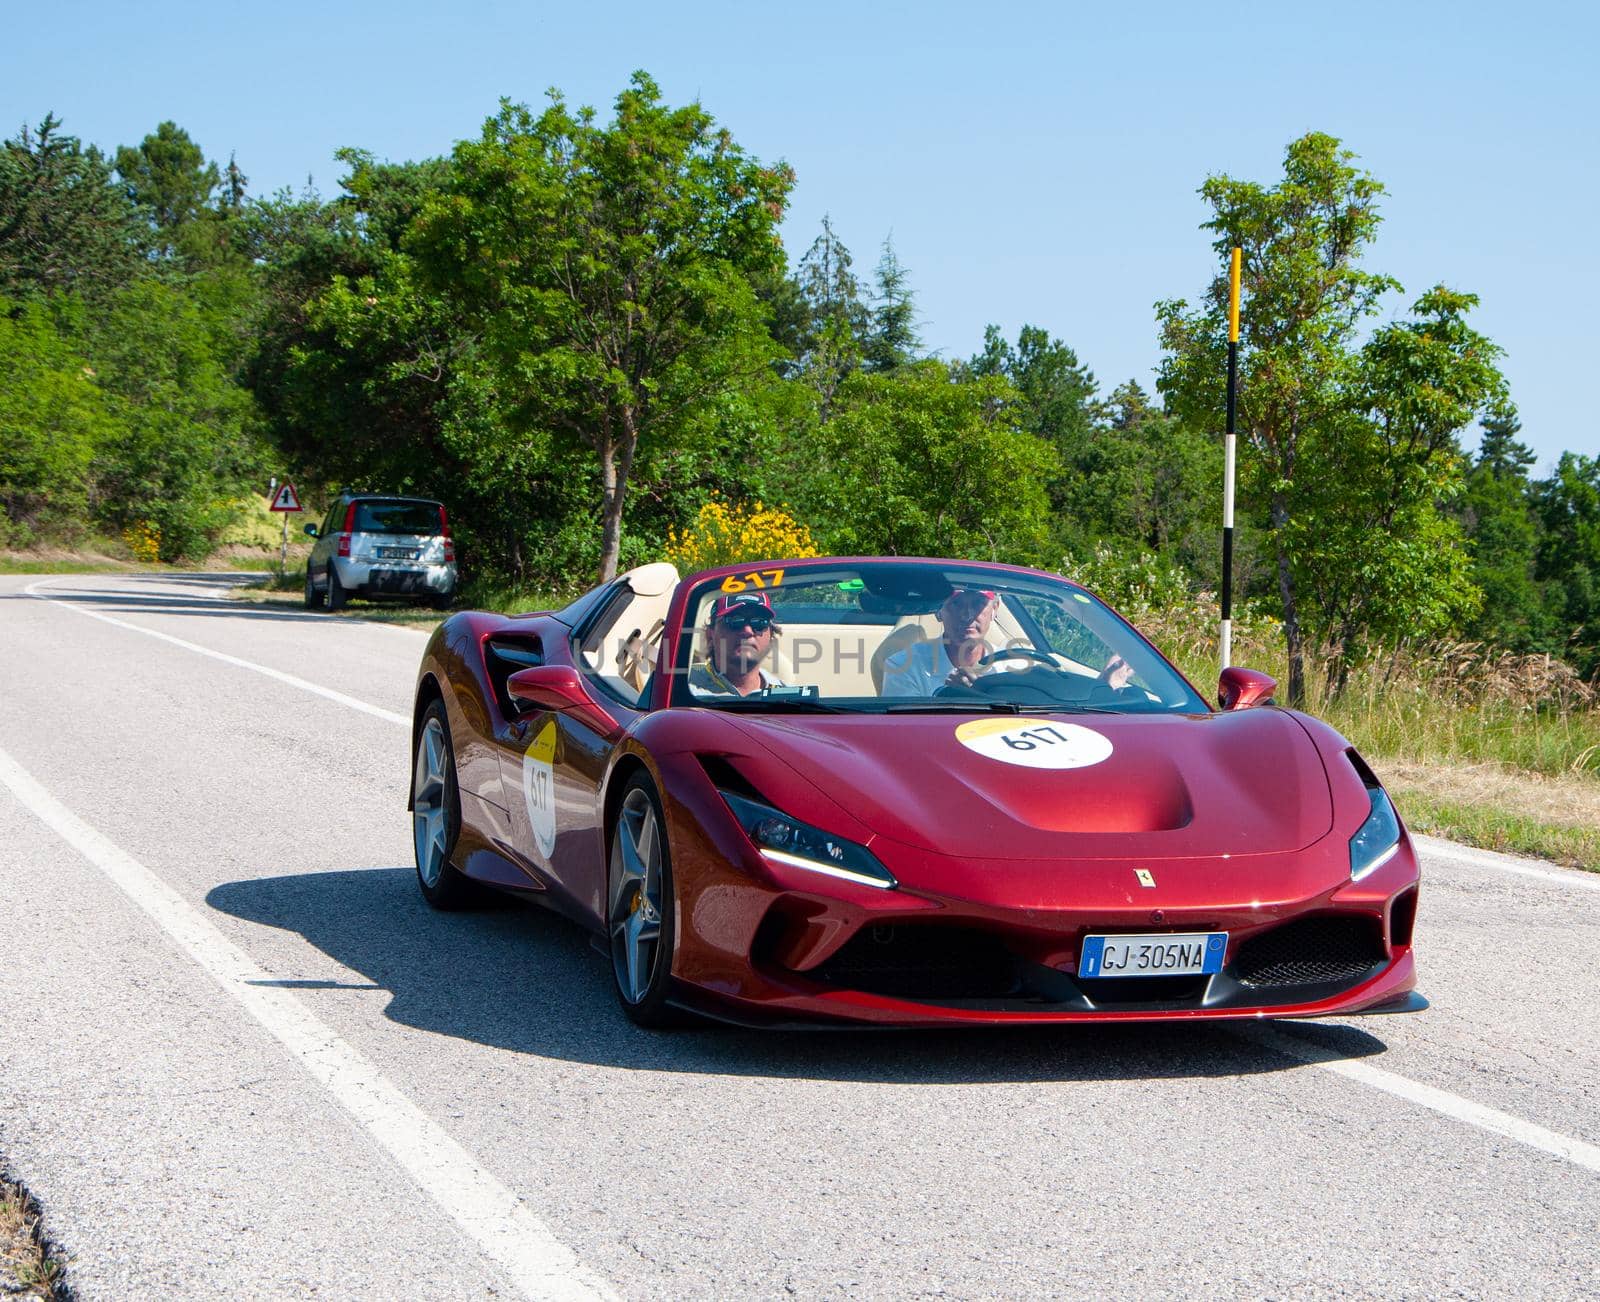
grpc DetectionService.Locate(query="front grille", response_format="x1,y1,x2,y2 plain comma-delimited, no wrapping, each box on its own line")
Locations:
1233,915,1386,988
810,925,1022,1000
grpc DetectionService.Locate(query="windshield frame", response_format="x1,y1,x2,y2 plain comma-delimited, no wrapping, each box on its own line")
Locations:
663,557,1209,715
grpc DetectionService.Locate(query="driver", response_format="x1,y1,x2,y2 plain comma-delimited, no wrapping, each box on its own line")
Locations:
880,588,1006,695
688,592,786,697
879,587,1141,696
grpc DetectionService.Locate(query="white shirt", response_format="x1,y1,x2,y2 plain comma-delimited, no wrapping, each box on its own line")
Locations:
881,640,1016,696
688,662,785,698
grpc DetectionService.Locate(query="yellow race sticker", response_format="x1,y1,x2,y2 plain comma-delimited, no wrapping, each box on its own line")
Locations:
522,720,559,859
954,717,1113,770
720,569,785,593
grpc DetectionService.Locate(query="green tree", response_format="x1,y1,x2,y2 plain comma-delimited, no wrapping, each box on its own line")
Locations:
411,73,794,583
1533,453,1600,676
1068,381,1222,576
799,360,1057,561
114,121,220,258
1160,133,1413,703
969,323,1096,460
0,295,114,544
88,278,263,558
1459,409,1545,651
792,214,868,414
1292,287,1505,691
862,235,919,373
0,114,143,299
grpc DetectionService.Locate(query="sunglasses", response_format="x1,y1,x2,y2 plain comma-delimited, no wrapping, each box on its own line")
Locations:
717,611,773,632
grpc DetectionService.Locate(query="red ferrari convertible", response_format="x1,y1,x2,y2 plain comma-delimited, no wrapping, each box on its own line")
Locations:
409,557,1424,1027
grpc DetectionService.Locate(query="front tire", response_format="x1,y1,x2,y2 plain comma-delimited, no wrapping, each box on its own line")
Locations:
304,567,325,610
327,564,349,611
412,701,475,909
607,775,678,1027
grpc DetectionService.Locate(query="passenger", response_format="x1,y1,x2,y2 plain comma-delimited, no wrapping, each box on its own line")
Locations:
688,592,786,697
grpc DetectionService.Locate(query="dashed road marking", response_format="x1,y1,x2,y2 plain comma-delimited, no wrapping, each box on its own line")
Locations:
0,743,615,1302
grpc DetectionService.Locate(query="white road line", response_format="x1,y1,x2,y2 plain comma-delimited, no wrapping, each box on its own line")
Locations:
24,579,409,728
1245,1025,1600,1175
1414,833,1600,892
0,744,615,1302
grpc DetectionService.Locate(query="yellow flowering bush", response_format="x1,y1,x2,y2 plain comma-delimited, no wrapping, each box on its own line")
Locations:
665,499,819,573
123,521,162,563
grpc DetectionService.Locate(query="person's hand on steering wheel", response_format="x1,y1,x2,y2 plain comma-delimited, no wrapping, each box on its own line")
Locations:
943,636,989,688
1097,654,1135,690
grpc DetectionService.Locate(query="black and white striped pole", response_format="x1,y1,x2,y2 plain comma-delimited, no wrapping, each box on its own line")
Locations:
1221,246,1241,672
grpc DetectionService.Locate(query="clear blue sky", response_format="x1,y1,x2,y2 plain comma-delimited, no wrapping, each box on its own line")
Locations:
7,0,1594,469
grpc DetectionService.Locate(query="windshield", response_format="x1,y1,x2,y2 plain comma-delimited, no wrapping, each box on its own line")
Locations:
665,562,1207,714
352,500,444,535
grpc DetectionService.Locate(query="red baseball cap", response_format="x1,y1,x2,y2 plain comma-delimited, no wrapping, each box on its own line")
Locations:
710,591,774,622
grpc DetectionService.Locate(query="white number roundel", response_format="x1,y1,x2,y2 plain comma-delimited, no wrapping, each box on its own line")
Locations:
522,720,559,859
954,718,1113,769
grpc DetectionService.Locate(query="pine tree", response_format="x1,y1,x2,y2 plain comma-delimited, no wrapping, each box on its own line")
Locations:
862,235,919,372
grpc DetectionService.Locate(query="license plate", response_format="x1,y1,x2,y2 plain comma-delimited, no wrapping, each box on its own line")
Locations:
378,547,415,559
1078,932,1227,978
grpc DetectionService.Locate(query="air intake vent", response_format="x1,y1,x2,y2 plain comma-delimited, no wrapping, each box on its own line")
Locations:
810,925,1022,1000
1233,915,1386,988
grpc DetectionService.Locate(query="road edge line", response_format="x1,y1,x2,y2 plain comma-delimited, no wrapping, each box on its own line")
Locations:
0,743,614,1302
24,579,409,727
1414,833,1600,892
1244,1025,1600,1175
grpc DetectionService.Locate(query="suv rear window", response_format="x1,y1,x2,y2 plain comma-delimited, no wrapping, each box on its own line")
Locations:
352,500,443,535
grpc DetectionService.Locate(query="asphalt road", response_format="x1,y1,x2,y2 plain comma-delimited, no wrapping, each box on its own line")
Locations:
1,571,1597,1300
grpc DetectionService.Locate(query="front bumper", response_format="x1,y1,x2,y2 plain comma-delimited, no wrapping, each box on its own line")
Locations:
656,756,1423,1028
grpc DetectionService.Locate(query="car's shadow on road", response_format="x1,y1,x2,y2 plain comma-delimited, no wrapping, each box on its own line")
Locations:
207,867,1393,1084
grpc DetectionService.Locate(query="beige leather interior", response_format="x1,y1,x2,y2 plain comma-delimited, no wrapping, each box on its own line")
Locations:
580,561,680,703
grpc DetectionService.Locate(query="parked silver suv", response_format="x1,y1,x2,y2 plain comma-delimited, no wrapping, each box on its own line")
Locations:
304,494,458,611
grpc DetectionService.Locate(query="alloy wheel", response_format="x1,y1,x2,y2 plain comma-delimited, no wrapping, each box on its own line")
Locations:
413,716,450,888
608,787,665,1005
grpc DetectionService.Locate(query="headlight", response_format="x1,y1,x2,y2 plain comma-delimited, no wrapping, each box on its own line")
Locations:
719,791,897,890
1349,787,1402,880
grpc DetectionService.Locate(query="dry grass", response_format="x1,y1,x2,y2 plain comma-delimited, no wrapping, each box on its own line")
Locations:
1135,597,1600,871
1377,760,1600,871
0,1170,70,1299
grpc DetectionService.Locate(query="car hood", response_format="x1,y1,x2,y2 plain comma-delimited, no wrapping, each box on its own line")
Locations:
720,708,1333,861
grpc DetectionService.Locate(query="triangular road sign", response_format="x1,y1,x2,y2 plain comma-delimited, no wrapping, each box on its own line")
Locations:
269,481,302,512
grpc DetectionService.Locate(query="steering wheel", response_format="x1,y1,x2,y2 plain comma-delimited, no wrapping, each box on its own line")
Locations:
978,647,1060,669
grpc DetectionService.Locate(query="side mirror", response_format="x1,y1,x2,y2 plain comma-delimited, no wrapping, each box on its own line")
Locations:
1218,666,1277,711
506,665,620,738
303,523,319,538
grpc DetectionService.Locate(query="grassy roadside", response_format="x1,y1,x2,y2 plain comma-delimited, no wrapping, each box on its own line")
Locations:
1375,761,1600,870
1151,611,1600,873
0,1166,70,1300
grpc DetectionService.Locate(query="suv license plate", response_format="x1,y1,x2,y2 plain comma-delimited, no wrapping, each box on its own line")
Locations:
379,547,415,559
1078,932,1227,978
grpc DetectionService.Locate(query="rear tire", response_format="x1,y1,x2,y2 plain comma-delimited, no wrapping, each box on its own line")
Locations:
327,564,349,611
606,775,680,1027
412,701,476,910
